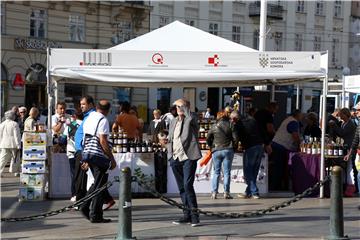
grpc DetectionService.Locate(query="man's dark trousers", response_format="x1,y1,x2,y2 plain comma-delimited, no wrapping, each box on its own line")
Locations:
74,150,87,200
81,163,108,221
170,158,199,221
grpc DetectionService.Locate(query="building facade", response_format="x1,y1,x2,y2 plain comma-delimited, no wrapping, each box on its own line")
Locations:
149,0,353,114
1,1,151,121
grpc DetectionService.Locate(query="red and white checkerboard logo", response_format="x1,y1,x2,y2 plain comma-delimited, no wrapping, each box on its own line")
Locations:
208,54,220,67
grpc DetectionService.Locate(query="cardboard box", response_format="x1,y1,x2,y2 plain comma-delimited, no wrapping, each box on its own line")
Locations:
22,161,46,174
19,187,45,201
23,146,46,160
23,132,47,147
20,173,46,187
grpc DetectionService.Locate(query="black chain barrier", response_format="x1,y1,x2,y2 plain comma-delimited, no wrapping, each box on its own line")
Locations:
1,177,120,222
1,172,332,222
134,171,332,219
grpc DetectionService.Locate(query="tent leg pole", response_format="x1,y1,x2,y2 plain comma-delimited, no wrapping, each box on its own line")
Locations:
296,84,300,110
271,85,275,102
320,76,328,199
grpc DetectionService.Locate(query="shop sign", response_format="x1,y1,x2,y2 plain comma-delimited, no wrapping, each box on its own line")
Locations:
14,38,62,51
12,73,25,90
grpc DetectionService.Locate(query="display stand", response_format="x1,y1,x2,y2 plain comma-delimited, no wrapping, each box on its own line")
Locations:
49,152,154,198
19,132,48,201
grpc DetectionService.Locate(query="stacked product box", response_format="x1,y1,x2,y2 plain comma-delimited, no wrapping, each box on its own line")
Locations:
19,132,47,201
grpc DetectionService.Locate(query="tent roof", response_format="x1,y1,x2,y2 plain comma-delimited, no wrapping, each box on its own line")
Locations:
110,21,256,52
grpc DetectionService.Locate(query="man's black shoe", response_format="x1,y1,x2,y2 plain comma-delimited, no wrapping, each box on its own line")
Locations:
90,218,112,223
172,217,191,225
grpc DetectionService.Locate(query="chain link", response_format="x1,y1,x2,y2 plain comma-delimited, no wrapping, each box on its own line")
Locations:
134,171,331,218
1,177,120,222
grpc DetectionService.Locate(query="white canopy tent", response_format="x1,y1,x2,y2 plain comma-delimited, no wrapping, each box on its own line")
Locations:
344,75,360,94
47,21,329,197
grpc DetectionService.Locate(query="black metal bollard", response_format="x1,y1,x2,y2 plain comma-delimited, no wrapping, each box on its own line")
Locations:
328,166,348,240
117,167,133,240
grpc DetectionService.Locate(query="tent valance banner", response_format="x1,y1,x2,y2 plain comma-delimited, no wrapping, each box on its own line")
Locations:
344,75,360,93
50,50,326,87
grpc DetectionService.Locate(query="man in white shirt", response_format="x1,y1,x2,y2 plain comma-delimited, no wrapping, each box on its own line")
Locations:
52,102,68,136
80,100,116,223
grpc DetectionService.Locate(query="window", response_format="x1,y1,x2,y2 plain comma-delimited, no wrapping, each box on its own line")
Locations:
232,25,241,43
314,36,321,51
209,22,219,35
114,21,133,43
331,38,340,66
296,0,305,13
253,30,259,50
185,19,196,26
30,9,47,38
1,4,5,34
159,4,173,27
274,32,283,51
159,16,170,27
69,15,85,42
315,0,324,16
334,1,342,18
295,33,302,51
157,88,171,115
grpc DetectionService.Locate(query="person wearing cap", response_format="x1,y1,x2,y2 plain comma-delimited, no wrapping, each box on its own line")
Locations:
0,111,21,176
18,106,27,135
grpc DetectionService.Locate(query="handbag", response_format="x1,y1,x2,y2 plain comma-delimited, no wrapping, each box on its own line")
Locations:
82,117,110,170
199,149,212,167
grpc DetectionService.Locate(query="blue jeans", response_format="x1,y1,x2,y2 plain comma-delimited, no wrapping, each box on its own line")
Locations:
170,158,199,221
243,145,264,196
211,148,234,193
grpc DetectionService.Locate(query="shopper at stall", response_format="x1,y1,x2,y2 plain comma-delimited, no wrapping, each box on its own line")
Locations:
270,109,303,191
329,108,357,196
254,102,279,155
130,106,144,139
74,96,96,202
24,107,39,132
231,111,264,199
204,107,211,119
168,98,202,227
0,111,21,176
80,100,116,223
148,109,166,142
344,124,360,196
207,111,238,199
64,111,83,202
112,101,140,140
303,112,321,139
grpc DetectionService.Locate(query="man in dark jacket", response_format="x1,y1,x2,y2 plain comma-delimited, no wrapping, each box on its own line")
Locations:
231,111,264,199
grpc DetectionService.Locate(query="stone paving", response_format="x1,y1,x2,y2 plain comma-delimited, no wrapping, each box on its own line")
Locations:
1,172,359,240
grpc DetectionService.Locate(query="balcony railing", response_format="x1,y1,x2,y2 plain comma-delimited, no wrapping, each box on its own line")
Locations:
249,2,283,19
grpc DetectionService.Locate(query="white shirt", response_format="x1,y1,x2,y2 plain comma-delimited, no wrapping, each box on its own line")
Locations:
83,111,110,138
51,113,69,135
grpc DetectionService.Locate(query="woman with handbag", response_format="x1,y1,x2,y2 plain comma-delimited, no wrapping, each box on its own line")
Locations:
206,111,238,199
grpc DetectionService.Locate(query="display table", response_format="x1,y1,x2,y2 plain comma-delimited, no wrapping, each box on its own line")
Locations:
288,152,343,197
288,153,321,197
49,152,154,198
167,151,268,195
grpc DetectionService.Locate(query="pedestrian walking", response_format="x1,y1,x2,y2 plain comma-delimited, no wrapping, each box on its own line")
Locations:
0,111,21,176
167,99,202,227
80,100,116,223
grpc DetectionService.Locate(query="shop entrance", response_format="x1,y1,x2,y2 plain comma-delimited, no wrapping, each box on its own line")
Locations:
25,84,46,110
